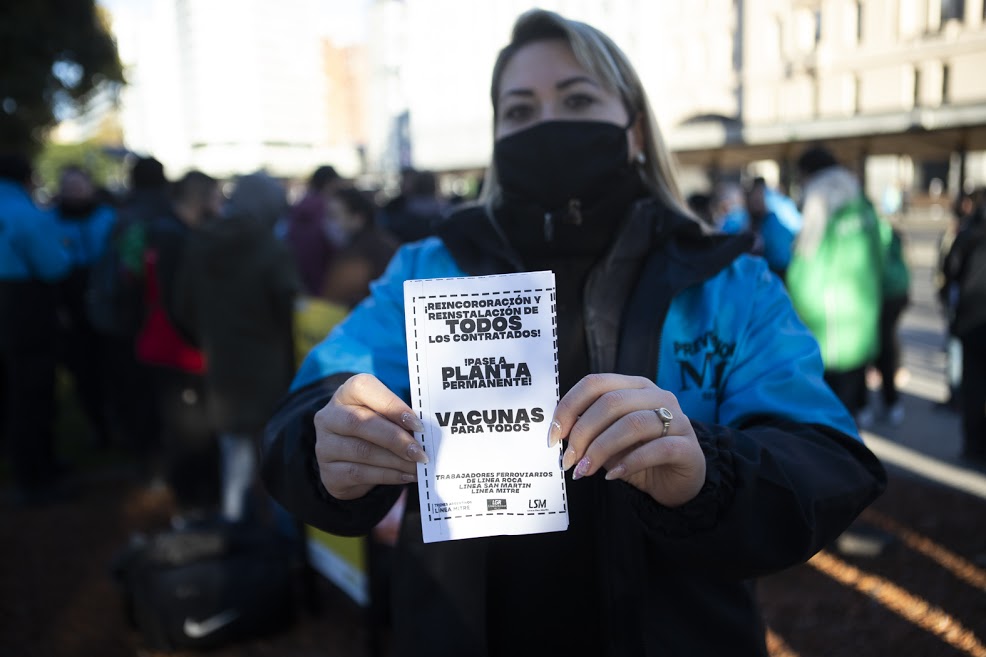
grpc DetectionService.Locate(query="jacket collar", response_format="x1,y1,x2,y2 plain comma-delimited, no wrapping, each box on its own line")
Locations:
436,195,746,281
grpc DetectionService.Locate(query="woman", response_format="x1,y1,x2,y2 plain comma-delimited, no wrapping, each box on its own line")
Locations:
262,10,886,656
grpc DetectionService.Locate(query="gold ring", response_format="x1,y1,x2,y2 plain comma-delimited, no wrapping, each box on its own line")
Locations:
655,407,673,437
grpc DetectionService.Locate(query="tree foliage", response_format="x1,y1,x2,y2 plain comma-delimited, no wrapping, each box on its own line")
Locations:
35,140,126,196
0,0,124,156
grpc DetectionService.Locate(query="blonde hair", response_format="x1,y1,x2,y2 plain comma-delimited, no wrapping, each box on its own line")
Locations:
481,9,692,220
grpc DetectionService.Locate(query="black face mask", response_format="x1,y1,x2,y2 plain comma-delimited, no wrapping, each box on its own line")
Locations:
492,119,642,256
494,119,633,215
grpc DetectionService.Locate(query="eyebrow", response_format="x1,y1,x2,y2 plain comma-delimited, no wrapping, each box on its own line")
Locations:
499,75,601,101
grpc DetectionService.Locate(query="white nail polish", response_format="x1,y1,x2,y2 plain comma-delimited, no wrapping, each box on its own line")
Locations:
547,420,563,447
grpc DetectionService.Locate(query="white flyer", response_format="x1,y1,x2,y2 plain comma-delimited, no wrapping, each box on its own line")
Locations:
403,270,568,543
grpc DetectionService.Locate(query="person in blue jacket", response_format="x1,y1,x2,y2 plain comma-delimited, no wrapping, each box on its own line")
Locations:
719,177,802,277
51,165,117,447
261,10,886,657
0,153,72,505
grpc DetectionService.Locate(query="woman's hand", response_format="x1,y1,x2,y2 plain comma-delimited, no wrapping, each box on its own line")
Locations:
314,374,428,500
549,374,706,507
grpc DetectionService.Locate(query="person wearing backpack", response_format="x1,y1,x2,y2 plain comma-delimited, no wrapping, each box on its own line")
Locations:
89,156,172,483
136,171,223,516
786,146,883,425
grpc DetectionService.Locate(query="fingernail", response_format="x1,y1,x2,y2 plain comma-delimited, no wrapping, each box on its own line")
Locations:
401,472,417,483
547,420,563,447
573,456,591,480
402,412,424,433
604,464,627,481
407,442,429,464
562,447,578,471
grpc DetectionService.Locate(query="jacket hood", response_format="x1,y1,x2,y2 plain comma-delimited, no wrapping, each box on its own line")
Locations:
797,166,861,256
225,172,287,229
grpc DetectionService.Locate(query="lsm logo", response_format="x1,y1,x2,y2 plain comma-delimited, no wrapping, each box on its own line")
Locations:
673,331,736,400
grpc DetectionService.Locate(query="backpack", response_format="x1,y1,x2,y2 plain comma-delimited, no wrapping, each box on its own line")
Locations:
111,519,297,651
86,219,147,337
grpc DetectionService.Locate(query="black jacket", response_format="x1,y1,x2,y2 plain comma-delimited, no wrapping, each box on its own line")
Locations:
262,199,886,657
173,215,300,434
945,218,986,337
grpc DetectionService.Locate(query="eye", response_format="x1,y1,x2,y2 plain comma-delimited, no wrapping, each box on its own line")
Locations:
564,93,597,110
501,103,534,123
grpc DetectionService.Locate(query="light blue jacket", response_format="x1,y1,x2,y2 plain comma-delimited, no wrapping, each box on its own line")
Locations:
264,203,885,657
294,236,858,441
0,180,71,281
720,188,802,273
52,203,117,268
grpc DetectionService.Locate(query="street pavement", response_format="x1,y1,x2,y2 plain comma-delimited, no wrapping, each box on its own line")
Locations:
860,208,986,500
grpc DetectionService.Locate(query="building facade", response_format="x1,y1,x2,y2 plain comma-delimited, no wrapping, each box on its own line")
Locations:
675,0,986,197
364,0,986,199
114,0,364,178
104,0,986,196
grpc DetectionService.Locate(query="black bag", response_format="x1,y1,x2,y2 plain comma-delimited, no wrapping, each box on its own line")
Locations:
111,520,297,651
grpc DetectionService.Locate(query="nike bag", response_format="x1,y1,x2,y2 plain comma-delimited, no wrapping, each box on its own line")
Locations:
111,521,297,651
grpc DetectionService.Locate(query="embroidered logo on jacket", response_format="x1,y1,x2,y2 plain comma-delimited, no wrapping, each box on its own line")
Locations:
673,332,736,400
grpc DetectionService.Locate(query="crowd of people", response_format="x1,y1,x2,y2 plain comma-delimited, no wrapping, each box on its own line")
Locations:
0,152,449,512
1,7,985,655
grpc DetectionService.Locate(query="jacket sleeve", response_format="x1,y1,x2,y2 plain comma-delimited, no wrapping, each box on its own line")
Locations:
626,259,886,579
617,417,885,579
261,240,457,535
261,374,404,535
18,208,71,281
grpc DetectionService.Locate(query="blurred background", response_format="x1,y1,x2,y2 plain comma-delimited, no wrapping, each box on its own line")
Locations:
2,2,986,657
9,0,986,203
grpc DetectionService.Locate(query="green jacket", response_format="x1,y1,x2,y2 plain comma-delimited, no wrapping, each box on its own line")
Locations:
786,196,883,372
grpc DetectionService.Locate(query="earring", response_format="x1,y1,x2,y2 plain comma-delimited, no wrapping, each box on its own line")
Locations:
635,152,646,165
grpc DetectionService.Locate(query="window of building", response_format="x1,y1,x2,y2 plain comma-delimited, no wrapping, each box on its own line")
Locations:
941,0,965,24
942,63,950,103
856,2,864,42
854,74,862,114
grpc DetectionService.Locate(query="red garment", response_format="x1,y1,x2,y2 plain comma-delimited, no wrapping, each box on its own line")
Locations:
135,249,206,374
